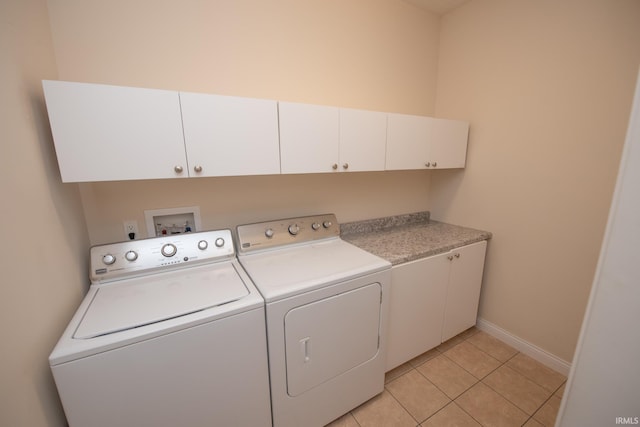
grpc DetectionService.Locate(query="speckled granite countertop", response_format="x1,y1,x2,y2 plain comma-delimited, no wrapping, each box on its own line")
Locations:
340,212,492,265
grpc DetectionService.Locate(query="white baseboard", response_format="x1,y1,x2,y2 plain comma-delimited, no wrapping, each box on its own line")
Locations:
476,318,572,376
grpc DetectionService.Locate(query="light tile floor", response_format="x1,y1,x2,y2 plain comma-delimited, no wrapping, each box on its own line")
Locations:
326,327,567,427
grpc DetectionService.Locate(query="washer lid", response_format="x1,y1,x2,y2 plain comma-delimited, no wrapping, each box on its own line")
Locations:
74,263,249,339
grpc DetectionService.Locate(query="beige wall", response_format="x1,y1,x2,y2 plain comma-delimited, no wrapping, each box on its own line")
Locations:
80,171,432,244
431,0,640,362
46,0,442,245
47,0,440,114
0,0,90,426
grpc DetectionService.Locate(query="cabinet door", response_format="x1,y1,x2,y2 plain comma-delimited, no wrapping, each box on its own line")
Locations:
279,102,339,174
180,92,280,177
386,255,449,371
429,119,469,169
385,113,433,170
339,108,387,172
442,240,487,342
42,80,187,182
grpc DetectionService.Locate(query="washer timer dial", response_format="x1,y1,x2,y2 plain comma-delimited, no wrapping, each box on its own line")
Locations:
161,243,177,257
288,224,300,235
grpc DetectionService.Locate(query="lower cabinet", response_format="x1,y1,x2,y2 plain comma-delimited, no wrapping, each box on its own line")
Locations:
386,240,487,371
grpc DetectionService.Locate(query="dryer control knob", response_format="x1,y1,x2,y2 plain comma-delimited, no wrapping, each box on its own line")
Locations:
125,250,138,262
288,224,300,235
311,222,321,230
265,228,274,238
198,240,208,250
215,238,225,248
323,220,333,229
161,243,177,257
102,254,116,265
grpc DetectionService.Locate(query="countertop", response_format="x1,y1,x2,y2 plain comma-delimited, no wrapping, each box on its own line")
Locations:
340,212,492,266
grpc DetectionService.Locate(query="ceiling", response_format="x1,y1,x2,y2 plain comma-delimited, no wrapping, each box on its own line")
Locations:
403,0,471,15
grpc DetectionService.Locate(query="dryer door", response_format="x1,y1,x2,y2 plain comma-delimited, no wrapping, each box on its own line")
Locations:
284,282,382,397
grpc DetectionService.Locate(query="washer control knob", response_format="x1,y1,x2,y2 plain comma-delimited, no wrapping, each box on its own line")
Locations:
265,228,275,238
215,238,225,248
198,240,208,250
125,250,138,262
102,254,116,265
288,224,300,235
311,222,321,230
323,220,333,229
161,243,177,257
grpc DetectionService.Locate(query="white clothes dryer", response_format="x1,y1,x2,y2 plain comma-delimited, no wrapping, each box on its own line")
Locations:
237,214,391,427
50,230,271,427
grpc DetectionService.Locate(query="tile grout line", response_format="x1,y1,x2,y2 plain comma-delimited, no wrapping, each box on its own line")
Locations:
384,372,438,426
461,333,543,426
416,329,509,427
411,328,519,426
458,333,566,427
451,331,528,426
370,327,565,427
412,354,479,401
527,384,567,427
439,343,503,382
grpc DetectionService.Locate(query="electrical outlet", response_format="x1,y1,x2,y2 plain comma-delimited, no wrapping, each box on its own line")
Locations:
123,220,139,239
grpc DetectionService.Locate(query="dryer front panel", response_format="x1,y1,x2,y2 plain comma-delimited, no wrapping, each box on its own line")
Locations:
284,283,382,396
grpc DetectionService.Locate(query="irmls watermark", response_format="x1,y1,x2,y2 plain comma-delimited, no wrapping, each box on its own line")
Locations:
616,417,640,425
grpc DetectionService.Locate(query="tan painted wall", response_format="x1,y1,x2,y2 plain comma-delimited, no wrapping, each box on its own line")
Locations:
431,0,640,362
47,0,440,113
46,0,442,245
0,0,90,425
80,171,432,244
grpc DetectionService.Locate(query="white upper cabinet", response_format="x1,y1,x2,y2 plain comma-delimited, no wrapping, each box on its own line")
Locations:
43,80,469,182
339,108,387,172
385,113,432,170
279,102,388,174
42,80,188,182
279,102,340,174
180,92,280,177
430,118,469,169
386,113,469,171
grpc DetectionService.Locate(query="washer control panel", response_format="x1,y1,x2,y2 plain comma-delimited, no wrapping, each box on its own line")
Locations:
90,229,234,283
237,214,340,253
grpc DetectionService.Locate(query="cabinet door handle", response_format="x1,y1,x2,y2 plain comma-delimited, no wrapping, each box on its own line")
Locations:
193,165,203,173
332,163,338,170
455,253,461,258
342,163,349,170
433,162,438,167
425,162,431,167
174,165,183,174
447,255,454,261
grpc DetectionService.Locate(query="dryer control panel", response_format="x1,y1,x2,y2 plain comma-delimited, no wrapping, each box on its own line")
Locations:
90,229,235,283
237,214,340,253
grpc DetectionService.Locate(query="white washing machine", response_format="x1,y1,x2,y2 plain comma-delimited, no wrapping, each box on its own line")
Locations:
50,230,272,427
237,214,391,427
